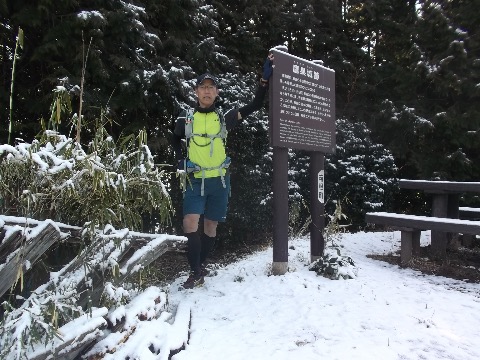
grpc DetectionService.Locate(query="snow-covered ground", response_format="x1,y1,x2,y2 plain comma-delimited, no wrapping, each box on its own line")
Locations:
7,228,480,359
165,230,480,360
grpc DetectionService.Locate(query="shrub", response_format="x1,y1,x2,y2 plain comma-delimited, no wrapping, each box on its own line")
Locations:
309,201,358,280
0,127,172,235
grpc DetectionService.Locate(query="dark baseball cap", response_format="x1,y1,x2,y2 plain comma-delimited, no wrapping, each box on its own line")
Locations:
196,73,218,87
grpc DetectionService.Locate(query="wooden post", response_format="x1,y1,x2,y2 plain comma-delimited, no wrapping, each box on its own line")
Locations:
272,146,289,275
412,230,421,256
447,194,460,250
430,194,448,259
310,151,325,262
401,230,414,265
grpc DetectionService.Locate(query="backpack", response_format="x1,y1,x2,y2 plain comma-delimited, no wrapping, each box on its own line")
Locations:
180,108,231,195
184,108,227,156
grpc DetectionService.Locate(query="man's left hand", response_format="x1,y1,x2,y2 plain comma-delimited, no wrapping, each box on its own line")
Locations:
262,53,274,82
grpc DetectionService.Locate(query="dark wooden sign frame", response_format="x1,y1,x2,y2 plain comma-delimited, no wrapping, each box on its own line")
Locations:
269,48,336,275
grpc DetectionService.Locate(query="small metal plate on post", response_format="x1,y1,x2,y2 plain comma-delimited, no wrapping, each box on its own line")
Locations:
318,170,324,203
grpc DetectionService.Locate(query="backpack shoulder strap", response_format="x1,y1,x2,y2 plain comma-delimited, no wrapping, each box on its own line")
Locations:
184,108,195,139
215,109,227,139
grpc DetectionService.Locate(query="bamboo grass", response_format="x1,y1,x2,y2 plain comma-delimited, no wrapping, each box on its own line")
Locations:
8,27,23,145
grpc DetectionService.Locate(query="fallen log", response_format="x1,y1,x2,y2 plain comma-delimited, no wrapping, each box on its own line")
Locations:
0,221,63,298
82,290,191,360
1,215,82,239
0,217,187,360
28,307,108,360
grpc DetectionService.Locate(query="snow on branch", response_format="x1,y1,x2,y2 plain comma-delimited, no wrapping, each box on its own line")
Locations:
0,219,187,360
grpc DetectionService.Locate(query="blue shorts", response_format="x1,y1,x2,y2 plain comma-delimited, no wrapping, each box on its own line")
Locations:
183,174,230,222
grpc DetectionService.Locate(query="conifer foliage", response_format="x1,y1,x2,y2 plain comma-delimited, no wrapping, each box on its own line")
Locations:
324,119,398,227
2,0,480,234
3,1,480,358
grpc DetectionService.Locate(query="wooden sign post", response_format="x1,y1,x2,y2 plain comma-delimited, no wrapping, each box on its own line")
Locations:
269,48,336,274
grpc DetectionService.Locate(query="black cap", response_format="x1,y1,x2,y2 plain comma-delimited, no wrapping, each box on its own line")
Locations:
196,73,218,87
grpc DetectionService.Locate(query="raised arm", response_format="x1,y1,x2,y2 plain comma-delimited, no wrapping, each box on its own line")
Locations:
237,53,274,121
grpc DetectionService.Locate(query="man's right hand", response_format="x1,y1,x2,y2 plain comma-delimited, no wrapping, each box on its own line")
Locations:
177,159,185,171
177,159,200,173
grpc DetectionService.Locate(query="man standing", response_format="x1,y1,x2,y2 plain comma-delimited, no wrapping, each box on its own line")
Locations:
172,53,274,288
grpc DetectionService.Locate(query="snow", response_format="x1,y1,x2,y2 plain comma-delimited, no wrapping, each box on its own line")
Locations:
120,0,146,15
77,10,105,22
404,179,480,185
368,211,480,226
2,134,480,358
108,286,167,327
78,231,480,359
459,207,480,213
2,221,480,359
159,232,480,360
28,307,108,359
0,214,80,230
271,45,334,73
165,231,480,359
120,234,186,275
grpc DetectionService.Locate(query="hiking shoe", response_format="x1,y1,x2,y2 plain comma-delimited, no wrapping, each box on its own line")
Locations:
182,272,205,289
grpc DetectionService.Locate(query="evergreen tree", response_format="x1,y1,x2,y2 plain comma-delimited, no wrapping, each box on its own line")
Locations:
1,0,166,141
1,0,228,141
325,0,376,121
372,0,480,181
415,0,480,180
3,0,480,235
330,119,398,227
290,118,398,230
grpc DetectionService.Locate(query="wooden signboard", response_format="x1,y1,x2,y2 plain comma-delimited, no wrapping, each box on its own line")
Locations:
269,49,336,154
269,48,336,274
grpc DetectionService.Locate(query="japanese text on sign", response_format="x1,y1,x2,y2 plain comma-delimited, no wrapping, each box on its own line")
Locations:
269,50,336,153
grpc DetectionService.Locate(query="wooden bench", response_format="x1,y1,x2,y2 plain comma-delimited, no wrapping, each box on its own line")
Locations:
459,206,480,220
458,207,480,246
398,180,480,259
365,212,480,265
